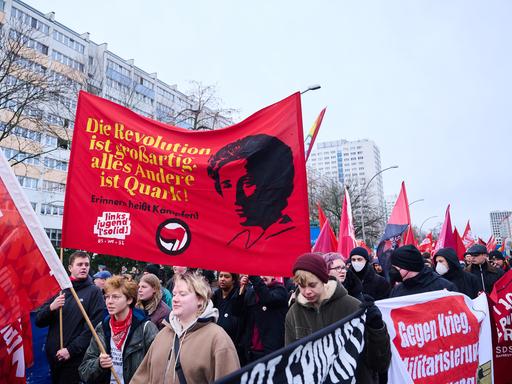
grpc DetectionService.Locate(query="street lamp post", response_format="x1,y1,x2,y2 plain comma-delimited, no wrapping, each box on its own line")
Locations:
360,165,399,243
300,84,321,95
409,198,425,206
419,215,438,234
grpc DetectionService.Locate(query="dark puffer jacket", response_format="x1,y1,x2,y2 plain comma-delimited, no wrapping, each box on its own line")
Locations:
285,280,391,384
465,261,504,294
78,308,158,384
436,248,480,299
390,267,458,298
351,262,391,300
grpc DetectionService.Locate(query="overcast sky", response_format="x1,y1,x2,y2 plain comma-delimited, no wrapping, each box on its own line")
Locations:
29,0,511,238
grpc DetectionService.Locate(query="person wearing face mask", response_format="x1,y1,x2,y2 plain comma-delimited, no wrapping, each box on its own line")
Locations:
434,248,480,299
389,245,458,298
349,247,391,300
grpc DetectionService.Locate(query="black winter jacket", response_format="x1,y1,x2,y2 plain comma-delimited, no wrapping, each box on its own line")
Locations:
35,276,105,366
465,261,504,294
212,286,244,345
352,263,391,300
390,267,458,298
440,251,480,299
234,276,288,361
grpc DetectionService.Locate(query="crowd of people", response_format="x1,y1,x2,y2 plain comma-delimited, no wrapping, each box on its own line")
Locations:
35,243,510,384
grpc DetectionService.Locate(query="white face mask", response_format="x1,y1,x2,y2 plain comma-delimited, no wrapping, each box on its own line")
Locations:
435,263,449,276
352,260,366,272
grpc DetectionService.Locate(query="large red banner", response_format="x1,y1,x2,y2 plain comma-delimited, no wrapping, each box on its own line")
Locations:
62,91,310,276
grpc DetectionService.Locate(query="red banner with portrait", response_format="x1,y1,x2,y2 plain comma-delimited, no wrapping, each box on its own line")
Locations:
62,91,310,276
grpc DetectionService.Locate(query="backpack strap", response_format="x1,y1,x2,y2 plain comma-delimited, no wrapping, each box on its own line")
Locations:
174,336,187,384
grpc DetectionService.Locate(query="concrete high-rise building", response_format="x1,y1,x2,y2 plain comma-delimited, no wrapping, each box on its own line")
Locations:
384,193,398,221
0,0,231,246
307,139,385,212
489,210,512,244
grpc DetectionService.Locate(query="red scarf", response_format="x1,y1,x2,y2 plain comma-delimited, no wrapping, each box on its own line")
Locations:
110,309,132,350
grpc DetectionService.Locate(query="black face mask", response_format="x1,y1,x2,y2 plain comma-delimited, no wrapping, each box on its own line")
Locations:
389,267,403,284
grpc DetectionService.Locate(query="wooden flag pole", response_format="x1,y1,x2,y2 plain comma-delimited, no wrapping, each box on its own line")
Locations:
59,248,64,350
69,286,121,384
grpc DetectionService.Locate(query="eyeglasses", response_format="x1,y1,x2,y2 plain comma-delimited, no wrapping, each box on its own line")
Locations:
329,266,347,272
104,294,124,301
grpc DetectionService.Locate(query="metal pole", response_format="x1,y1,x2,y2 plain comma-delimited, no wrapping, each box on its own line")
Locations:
419,215,438,234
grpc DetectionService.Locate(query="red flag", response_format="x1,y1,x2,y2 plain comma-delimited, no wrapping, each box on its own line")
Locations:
356,239,372,256
0,152,71,383
462,221,475,248
403,226,418,247
62,91,310,276
312,222,337,252
304,107,326,161
337,187,357,258
453,227,466,261
487,235,497,253
418,232,433,254
317,204,338,251
433,205,456,254
478,237,487,246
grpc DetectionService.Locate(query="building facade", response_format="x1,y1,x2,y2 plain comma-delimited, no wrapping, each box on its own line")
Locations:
489,210,512,244
0,0,230,246
307,138,385,212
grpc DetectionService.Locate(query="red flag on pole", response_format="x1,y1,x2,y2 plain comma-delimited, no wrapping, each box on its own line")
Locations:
317,204,338,251
453,227,466,261
487,235,497,253
419,232,433,254
304,107,326,161
337,187,357,258
433,205,456,254
312,222,337,253
462,221,475,248
0,152,71,383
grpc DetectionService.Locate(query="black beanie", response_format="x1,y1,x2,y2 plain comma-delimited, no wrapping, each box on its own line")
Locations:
350,247,370,262
390,245,424,272
293,253,329,283
144,263,160,276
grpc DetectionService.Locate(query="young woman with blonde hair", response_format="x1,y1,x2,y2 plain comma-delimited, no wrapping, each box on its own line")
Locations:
136,273,171,330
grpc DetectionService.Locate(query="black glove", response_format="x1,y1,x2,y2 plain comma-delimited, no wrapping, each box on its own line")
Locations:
361,294,384,329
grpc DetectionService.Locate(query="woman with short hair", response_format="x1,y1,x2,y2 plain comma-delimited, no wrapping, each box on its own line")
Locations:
130,272,240,384
136,273,171,330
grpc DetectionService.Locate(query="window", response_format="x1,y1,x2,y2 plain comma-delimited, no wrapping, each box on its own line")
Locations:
1,124,42,142
9,30,48,55
43,135,58,147
43,157,68,171
2,148,40,165
53,30,85,54
30,202,37,210
11,8,49,35
41,203,64,216
106,60,131,77
45,228,62,247
42,180,65,193
17,176,39,189
51,50,84,72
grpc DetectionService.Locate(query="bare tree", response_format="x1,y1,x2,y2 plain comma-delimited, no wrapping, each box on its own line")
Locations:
308,169,385,247
167,81,237,130
0,22,80,169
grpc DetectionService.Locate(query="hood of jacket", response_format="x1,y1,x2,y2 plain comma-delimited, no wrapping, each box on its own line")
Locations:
295,279,348,309
164,299,218,338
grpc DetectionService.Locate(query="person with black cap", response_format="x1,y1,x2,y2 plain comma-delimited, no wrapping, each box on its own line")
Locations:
389,245,457,298
434,248,480,299
285,252,391,384
489,250,510,272
349,247,391,300
464,244,504,294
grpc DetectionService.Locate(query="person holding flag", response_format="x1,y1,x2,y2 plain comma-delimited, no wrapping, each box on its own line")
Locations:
35,251,106,384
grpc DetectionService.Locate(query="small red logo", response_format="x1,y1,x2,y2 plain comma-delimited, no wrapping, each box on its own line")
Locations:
156,219,191,255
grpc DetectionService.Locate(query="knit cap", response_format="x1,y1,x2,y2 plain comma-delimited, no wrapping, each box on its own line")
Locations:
390,245,424,272
293,253,329,283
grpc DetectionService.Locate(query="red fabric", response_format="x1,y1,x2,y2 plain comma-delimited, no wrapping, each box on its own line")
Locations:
316,204,337,251
487,235,497,253
62,91,310,276
462,221,475,248
388,182,411,226
403,226,418,247
453,228,466,261
110,309,133,350
433,205,456,255
418,232,433,253
337,187,357,258
312,222,337,253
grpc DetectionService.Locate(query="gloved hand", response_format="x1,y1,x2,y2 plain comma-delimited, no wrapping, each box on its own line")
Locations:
360,294,384,329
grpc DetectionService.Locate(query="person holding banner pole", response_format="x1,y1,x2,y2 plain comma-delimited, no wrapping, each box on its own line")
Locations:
35,251,106,384
285,253,391,384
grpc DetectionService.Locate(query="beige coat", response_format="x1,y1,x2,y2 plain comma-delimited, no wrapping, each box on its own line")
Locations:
130,301,240,384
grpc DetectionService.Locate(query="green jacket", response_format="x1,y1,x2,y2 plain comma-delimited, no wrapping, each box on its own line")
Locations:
285,279,391,384
79,308,158,384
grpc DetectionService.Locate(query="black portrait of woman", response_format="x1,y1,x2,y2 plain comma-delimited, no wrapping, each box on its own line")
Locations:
207,134,295,249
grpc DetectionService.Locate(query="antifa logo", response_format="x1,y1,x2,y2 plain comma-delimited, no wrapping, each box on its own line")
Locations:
156,219,191,255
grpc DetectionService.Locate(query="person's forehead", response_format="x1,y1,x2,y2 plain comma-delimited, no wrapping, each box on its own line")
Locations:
72,256,89,264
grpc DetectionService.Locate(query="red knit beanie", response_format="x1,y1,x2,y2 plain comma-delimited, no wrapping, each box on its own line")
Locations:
292,253,329,283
